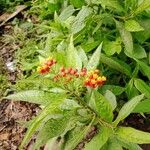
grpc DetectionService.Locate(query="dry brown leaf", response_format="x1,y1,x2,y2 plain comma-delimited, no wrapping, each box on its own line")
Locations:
0,5,27,27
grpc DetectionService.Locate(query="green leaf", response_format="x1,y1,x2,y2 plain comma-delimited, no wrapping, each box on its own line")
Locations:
5,90,66,105
134,0,150,15
86,43,102,71
116,127,150,144
113,94,144,126
126,79,139,99
133,99,150,113
66,35,82,70
70,0,85,8
132,44,147,59
134,19,150,43
103,40,122,56
90,90,113,122
100,85,125,96
134,79,150,98
101,138,123,150
117,137,142,150
84,127,112,150
71,6,91,34
64,117,95,150
33,111,75,149
59,5,75,21
20,99,64,149
81,41,100,53
125,20,144,32
136,60,150,80
98,0,124,12
104,90,117,110
115,20,133,55
100,53,131,76
78,46,88,67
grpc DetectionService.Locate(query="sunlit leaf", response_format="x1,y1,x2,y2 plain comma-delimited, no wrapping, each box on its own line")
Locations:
125,20,144,32
116,127,150,144
113,94,144,126
134,79,150,98
86,43,102,71
84,127,112,150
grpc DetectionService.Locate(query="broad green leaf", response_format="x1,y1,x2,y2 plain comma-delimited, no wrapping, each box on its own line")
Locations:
64,117,94,150
84,127,112,150
117,137,142,150
70,0,85,8
90,90,113,122
132,44,147,59
134,0,150,15
116,127,150,144
33,111,75,149
115,20,133,55
133,99,150,113
59,5,75,21
101,138,123,150
126,79,139,99
100,85,125,96
5,90,66,105
113,94,144,126
86,43,102,71
134,19,150,43
81,41,100,53
136,60,150,80
125,20,144,32
66,35,82,70
98,0,124,12
103,40,122,56
78,46,88,67
134,79,150,98
100,53,131,76
71,6,91,34
104,90,117,110
20,99,64,149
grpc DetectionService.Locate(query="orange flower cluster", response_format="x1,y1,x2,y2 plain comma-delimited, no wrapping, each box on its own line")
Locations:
53,67,87,82
84,70,106,88
37,58,57,74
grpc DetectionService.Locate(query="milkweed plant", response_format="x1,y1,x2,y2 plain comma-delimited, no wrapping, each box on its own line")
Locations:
5,38,150,150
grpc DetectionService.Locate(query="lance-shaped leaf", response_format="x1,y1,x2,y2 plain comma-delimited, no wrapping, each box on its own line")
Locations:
117,137,142,150
100,85,125,96
19,99,65,149
133,99,150,113
89,90,113,123
104,90,117,110
66,35,82,70
134,79,150,98
5,90,66,105
101,138,123,150
116,127,150,144
33,111,76,149
59,5,75,21
86,43,102,71
63,117,95,150
125,20,144,32
115,20,133,55
84,127,112,150
136,60,150,80
134,0,150,15
100,53,131,76
71,6,91,34
78,46,88,67
113,94,144,126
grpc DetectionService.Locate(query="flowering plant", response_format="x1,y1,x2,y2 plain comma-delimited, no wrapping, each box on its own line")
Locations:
5,39,150,149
